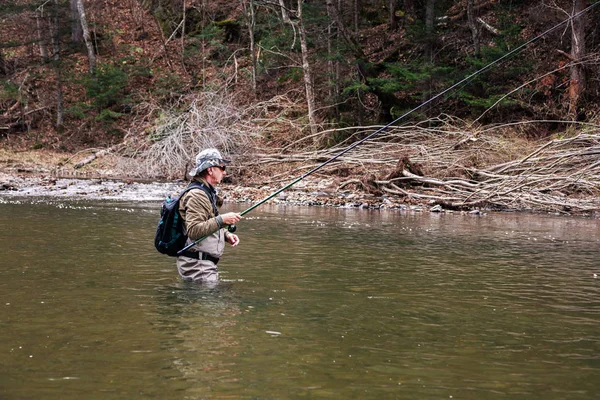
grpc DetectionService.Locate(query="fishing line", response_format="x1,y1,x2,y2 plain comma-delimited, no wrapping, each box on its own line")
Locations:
177,2,599,255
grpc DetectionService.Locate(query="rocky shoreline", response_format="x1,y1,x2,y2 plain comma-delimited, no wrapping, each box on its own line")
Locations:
0,171,484,214
2,150,598,217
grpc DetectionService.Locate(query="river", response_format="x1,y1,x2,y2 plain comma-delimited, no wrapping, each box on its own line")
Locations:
0,198,599,399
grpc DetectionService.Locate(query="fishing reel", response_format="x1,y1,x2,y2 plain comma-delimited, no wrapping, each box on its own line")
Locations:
227,224,237,233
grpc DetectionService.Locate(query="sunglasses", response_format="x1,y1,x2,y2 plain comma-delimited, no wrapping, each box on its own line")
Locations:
214,165,226,171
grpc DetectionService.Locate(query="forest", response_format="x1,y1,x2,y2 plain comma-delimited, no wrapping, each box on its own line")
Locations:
1,0,599,213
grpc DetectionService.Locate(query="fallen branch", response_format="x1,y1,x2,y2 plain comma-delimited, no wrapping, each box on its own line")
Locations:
73,145,119,169
477,17,501,35
240,118,600,213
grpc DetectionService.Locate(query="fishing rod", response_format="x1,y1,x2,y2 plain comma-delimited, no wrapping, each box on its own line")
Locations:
177,2,598,256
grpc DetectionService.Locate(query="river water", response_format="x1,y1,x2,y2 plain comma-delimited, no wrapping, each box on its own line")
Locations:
0,198,599,399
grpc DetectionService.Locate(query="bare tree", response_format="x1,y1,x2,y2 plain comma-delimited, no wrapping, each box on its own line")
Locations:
70,0,83,42
389,0,398,30
76,0,96,74
569,0,587,117
327,12,334,102
425,0,436,60
335,0,342,106
0,49,6,76
50,0,64,128
326,0,364,58
324,0,344,117
241,0,257,94
36,5,50,61
278,0,318,135
354,0,359,39
467,0,480,56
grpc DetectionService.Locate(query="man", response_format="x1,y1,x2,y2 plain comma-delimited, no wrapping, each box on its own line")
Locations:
177,148,241,283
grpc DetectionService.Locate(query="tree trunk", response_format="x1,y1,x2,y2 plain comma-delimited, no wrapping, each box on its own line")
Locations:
425,0,435,32
76,0,96,74
241,0,257,94
180,0,188,74
278,0,318,134
327,17,333,101
389,0,398,30
70,0,83,42
250,0,257,93
355,0,363,126
50,0,64,128
425,0,436,61
467,0,480,56
569,0,587,118
335,0,341,110
0,49,6,76
278,0,291,21
354,0,359,40
327,0,370,123
326,0,341,106
36,12,49,61
325,0,364,59
296,0,318,135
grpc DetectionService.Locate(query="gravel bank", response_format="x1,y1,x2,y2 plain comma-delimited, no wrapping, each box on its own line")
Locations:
0,172,446,213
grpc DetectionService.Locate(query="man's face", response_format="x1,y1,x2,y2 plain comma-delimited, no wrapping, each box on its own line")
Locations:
207,165,226,185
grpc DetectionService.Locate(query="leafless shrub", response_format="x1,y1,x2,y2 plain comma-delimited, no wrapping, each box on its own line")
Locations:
132,91,259,178
120,90,312,179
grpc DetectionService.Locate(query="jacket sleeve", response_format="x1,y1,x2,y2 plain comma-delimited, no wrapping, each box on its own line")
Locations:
180,189,222,240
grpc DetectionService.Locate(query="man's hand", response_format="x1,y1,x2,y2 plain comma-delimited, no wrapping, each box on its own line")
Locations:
226,233,240,247
221,212,241,225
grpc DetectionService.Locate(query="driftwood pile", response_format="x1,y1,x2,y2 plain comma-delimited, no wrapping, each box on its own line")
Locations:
248,120,600,214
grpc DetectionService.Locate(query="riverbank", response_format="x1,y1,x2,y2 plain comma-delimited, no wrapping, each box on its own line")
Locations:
0,148,427,210
0,151,456,213
0,148,598,217
0,171,433,213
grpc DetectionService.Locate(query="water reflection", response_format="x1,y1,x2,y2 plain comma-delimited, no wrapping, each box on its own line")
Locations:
152,282,243,396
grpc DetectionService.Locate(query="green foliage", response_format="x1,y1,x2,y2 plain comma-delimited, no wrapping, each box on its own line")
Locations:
95,109,124,122
186,24,230,63
0,3,34,16
489,10,524,51
259,23,296,52
278,67,302,84
366,62,456,100
341,80,369,97
367,77,404,93
458,15,529,115
405,20,430,45
369,63,434,93
80,62,129,110
458,92,517,110
120,55,152,78
390,107,425,121
151,71,186,101
302,2,329,26
0,79,19,102
66,103,90,120
195,24,225,47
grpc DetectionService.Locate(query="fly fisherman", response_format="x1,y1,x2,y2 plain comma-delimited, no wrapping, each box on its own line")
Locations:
178,148,241,283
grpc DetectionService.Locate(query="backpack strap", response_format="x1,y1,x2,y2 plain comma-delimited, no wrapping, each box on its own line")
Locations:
182,181,219,216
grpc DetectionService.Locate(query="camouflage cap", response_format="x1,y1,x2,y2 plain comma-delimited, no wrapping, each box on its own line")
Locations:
189,148,231,177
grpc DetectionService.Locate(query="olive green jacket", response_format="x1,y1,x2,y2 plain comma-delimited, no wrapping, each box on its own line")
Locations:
179,179,226,257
